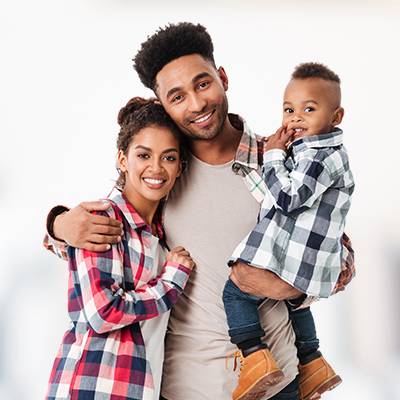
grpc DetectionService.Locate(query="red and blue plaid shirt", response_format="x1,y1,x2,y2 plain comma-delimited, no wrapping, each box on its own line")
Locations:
45,193,191,400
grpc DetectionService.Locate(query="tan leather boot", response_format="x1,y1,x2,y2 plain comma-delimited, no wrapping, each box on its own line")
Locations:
298,355,342,400
232,349,285,400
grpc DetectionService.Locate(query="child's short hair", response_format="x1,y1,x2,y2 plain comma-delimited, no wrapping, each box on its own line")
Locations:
292,62,340,84
133,22,215,91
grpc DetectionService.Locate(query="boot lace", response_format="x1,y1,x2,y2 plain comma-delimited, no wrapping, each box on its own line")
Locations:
232,350,245,372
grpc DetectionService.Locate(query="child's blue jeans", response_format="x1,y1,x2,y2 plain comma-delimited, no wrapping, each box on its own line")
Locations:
223,278,319,363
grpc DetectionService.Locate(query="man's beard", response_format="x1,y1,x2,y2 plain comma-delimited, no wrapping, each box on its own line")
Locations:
180,95,229,141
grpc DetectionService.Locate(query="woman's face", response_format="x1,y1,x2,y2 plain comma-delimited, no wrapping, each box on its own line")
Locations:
118,125,182,206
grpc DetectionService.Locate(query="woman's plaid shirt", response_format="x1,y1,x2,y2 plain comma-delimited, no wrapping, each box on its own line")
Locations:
229,115,355,302
45,193,191,400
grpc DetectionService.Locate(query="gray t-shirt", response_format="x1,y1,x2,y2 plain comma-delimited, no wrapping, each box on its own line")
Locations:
161,155,298,400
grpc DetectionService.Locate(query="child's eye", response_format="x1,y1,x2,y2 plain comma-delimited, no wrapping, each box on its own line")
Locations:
138,153,150,159
284,107,294,113
304,107,315,112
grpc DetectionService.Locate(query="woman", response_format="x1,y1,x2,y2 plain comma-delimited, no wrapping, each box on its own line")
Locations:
46,97,195,400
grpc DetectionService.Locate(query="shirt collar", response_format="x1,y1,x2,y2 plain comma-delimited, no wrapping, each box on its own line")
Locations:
109,190,164,239
230,114,263,171
289,128,344,156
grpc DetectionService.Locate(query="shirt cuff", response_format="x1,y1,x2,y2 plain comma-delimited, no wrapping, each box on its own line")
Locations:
263,149,286,164
46,205,69,241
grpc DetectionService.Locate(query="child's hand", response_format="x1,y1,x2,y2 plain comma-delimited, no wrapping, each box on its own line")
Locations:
166,246,196,271
264,126,293,152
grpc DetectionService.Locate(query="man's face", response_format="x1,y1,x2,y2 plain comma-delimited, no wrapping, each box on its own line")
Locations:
154,54,229,141
282,78,343,140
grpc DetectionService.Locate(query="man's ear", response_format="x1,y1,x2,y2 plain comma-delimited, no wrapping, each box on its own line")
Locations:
332,107,344,126
117,149,127,172
218,66,229,91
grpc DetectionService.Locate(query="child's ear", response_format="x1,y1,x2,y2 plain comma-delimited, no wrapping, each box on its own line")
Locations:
332,107,344,126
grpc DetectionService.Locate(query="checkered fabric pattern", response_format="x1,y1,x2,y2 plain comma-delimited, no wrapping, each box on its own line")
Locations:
230,128,355,298
46,193,191,400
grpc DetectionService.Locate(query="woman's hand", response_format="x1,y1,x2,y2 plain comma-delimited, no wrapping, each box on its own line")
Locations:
166,246,196,270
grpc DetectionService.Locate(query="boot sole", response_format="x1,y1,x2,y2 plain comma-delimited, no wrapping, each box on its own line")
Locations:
305,374,342,400
236,370,285,400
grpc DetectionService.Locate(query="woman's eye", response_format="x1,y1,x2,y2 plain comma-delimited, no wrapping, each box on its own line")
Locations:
284,108,294,113
138,153,150,159
163,155,177,162
304,107,315,112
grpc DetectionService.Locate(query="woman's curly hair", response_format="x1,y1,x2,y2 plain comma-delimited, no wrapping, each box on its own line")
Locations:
116,97,188,190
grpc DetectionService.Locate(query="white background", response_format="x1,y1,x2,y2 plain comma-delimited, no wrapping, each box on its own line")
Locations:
1,1,399,399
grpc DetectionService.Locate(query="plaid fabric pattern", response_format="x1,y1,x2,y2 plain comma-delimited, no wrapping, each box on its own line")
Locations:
230,128,355,298
46,193,191,400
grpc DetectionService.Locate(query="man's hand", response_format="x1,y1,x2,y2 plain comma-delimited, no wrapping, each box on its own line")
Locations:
230,261,302,300
166,246,196,270
264,126,293,152
53,201,123,251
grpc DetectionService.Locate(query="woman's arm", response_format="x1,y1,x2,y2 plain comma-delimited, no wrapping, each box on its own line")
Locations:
74,243,193,334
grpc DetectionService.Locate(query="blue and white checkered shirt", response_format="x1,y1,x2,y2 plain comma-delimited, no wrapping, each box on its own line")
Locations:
230,128,354,298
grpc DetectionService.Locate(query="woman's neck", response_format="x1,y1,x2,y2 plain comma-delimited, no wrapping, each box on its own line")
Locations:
122,187,159,226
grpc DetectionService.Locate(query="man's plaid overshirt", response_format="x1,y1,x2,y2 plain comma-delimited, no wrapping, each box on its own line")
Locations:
230,123,355,298
45,193,191,400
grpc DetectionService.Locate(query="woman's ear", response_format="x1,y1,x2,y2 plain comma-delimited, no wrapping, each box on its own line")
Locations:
117,149,127,172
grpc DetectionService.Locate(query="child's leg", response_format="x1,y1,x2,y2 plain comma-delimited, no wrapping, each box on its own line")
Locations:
286,303,320,365
222,277,266,355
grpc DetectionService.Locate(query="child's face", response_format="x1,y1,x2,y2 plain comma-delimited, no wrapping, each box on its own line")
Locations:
282,78,343,140
118,126,182,206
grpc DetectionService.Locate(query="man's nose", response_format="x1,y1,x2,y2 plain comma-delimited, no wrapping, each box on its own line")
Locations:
188,93,207,113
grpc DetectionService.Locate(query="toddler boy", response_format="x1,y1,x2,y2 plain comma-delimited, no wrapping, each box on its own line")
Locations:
223,62,355,400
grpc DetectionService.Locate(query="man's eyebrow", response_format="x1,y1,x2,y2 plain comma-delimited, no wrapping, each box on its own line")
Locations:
166,86,182,100
166,72,213,100
192,72,212,84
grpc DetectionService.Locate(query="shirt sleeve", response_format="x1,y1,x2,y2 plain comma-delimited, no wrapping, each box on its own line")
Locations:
73,242,191,334
43,205,70,261
262,149,335,215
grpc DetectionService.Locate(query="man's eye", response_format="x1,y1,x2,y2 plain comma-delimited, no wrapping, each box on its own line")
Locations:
172,94,183,103
138,153,150,159
304,107,315,112
198,81,210,89
284,108,294,113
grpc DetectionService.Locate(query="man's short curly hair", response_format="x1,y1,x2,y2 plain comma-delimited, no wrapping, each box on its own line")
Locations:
292,62,340,84
133,22,215,91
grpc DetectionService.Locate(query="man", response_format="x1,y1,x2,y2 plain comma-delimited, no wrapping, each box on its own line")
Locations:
45,23,354,399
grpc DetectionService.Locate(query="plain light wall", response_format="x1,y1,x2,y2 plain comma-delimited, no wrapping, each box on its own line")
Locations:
0,1,399,399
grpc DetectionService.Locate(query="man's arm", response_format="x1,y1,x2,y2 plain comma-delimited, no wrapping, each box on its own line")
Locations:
231,231,355,301
230,261,302,300
47,200,123,252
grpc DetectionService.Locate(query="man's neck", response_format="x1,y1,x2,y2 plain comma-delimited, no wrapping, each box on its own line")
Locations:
189,115,242,165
